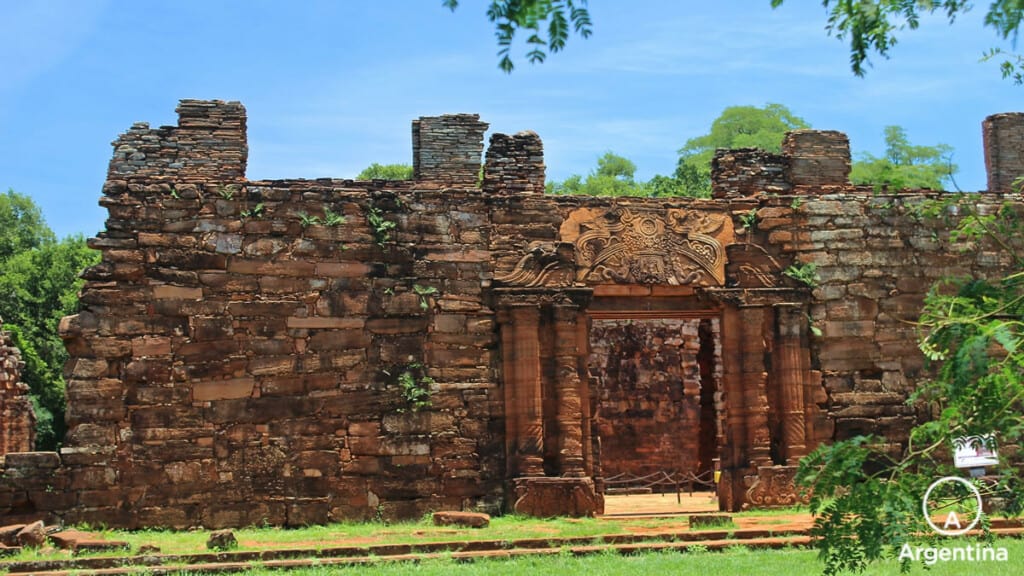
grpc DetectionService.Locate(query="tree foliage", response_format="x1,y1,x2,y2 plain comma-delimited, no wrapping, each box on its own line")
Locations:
676,103,810,197
448,0,1023,83
356,163,413,180
1,189,55,263
771,0,1023,84
798,197,1024,574
0,190,99,449
443,0,592,72
546,151,696,197
850,125,958,190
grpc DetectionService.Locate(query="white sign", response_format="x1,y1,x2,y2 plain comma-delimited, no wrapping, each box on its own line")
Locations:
953,435,999,469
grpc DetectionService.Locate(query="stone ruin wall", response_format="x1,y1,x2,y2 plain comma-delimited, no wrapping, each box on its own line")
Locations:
0,100,1021,527
0,321,35,456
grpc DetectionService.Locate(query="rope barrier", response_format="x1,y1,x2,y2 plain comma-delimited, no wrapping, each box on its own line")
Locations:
603,470,717,502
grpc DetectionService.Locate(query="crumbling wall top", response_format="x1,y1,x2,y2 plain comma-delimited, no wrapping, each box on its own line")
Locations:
107,99,247,182
0,318,35,455
412,113,489,188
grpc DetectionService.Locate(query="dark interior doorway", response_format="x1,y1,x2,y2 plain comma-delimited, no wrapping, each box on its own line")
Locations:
588,313,722,499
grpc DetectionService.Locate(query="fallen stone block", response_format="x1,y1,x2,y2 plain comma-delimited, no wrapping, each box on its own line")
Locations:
432,511,491,528
72,539,131,555
0,544,23,557
207,529,237,550
689,514,733,529
0,524,26,546
49,529,94,550
16,520,46,548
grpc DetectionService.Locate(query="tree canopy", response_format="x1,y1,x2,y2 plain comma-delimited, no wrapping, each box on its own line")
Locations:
443,0,592,72
0,189,55,263
850,125,958,190
447,0,1023,83
357,163,413,180
676,103,810,197
0,189,99,449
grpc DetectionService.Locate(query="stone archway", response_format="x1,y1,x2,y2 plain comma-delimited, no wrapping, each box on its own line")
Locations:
492,204,828,515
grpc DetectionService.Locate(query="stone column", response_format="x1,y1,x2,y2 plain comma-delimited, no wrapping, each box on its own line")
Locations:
499,304,545,477
740,305,773,468
718,306,746,510
576,308,594,477
553,302,585,477
774,303,808,464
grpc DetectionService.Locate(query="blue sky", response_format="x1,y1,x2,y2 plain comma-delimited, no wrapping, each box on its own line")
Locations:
1,1,1020,239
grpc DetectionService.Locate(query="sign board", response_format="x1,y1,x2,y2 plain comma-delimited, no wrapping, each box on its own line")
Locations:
953,434,999,469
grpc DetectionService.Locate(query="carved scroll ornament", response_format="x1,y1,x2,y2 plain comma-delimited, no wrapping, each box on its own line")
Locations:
561,207,731,286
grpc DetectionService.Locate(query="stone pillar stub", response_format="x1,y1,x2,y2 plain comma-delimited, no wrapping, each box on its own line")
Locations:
783,129,851,188
483,131,546,194
412,114,489,187
983,112,1024,194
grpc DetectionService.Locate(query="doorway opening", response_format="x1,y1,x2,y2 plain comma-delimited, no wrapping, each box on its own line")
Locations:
588,310,723,513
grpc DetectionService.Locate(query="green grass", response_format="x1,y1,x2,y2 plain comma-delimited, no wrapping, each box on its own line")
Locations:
226,539,1024,576
0,515,699,562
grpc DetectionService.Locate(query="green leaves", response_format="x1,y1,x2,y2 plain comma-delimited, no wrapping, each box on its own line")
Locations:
676,103,810,196
356,163,413,180
773,1,1021,84
799,195,1024,575
392,362,434,413
444,1,592,72
850,126,957,190
0,210,99,450
783,262,819,288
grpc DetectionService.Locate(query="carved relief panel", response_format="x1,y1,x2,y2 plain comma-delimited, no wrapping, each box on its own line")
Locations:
496,206,735,288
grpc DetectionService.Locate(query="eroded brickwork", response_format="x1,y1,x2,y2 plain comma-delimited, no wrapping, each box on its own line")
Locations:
0,101,1021,525
0,321,35,455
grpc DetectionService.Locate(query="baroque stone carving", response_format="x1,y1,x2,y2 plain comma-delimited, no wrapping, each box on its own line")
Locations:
726,243,784,288
494,241,575,287
743,465,810,508
562,207,731,286
498,207,733,288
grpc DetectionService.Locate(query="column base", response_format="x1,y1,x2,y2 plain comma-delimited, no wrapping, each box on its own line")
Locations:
512,477,603,517
742,465,810,509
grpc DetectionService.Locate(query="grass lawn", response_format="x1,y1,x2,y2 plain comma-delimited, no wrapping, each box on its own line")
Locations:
233,540,1024,576
2,512,777,561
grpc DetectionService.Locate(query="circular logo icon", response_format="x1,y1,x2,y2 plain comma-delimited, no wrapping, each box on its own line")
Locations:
922,476,983,536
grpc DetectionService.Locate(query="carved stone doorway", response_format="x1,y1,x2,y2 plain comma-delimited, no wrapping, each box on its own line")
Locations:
588,312,723,497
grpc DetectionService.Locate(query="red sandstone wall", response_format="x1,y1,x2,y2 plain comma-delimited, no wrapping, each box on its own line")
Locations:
1,100,1021,526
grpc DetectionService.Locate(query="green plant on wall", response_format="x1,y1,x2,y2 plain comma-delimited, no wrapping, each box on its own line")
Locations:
367,205,397,245
783,262,818,287
240,202,264,220
412,284,438,310
323,207,347,227
386,362,434,413
739,208,758,231
217,184,239,200
297,211,321,228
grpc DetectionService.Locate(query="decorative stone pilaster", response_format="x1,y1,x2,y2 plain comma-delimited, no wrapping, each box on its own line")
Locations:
498,303,545,477
740,306,772,468
553,303,585,477
774,304,809,464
